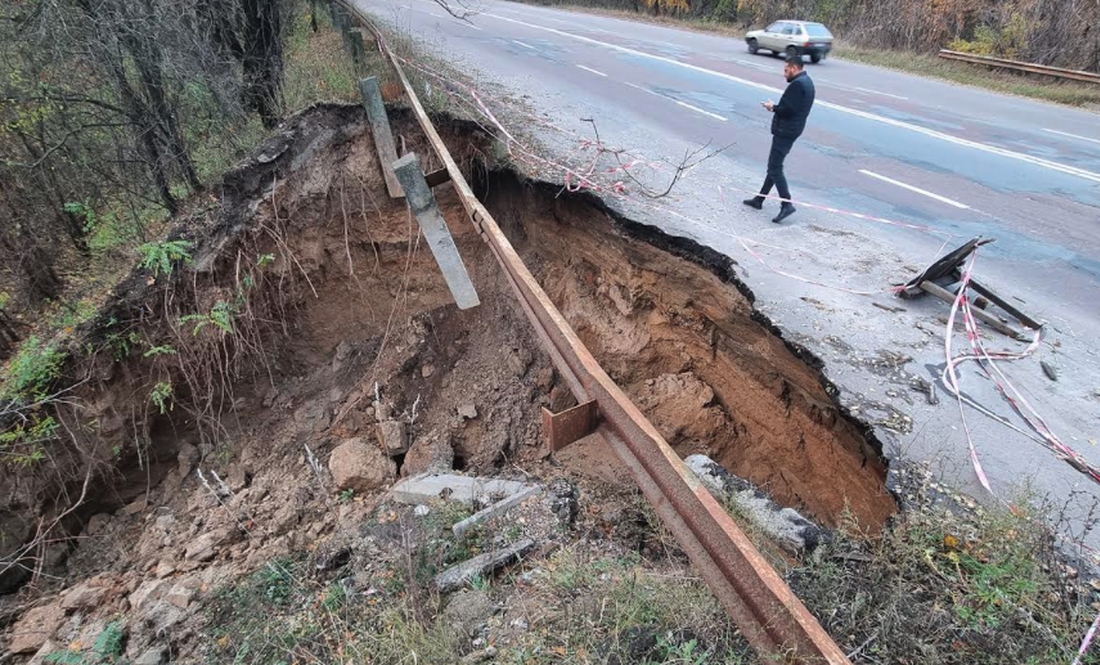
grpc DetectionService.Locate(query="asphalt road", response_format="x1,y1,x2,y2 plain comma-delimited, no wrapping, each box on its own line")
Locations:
357,0,1100,549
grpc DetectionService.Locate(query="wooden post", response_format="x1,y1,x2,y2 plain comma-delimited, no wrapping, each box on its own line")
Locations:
919,282,1025,340
392,153,480,310
358,77,404,199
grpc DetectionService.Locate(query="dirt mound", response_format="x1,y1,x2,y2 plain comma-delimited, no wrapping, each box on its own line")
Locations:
1,102,894,661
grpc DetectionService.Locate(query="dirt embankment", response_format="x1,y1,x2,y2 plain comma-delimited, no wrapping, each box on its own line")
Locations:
0,102,894,661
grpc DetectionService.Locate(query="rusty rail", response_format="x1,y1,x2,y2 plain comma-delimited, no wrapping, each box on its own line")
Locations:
938,49,1100,85
339,4,851,662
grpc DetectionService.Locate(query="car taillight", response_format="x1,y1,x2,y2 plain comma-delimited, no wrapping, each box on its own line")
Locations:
804,42,812,47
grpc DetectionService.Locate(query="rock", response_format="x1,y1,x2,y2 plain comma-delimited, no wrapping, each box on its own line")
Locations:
547,479,579,526
129,579,168,612
421,365,435,378
60,582,106,611
313,546,352,573
441,590,497,637
535,367,555,392
435,539,535,593
507,352,527,377
9,603,65,653
177,443,200,476
198,442,215,461
328,438,396,493
335,340,353,360
154,561,176,579
685,454,825,553
329,387,344,403
372,400,391,422
121,495,149,516
402,436,454,476
414,504,432,517
184,528,234,562
85,513,112,536
134,647,168,665
28,638,63,665
1041,360,1058,381
378,420,409,456
226,464,251,492
154,514,176,533
457,404,478,420
165,585,195,609
143,600,187,635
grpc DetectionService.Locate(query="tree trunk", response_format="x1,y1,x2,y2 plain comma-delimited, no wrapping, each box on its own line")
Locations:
241,0,285,129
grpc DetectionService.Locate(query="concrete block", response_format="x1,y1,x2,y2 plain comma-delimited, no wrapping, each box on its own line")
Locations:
393,473,528,507
435,539,535,593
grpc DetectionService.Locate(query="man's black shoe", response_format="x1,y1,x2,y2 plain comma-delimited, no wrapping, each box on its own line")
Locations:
772,204,796,224
742,197,764,210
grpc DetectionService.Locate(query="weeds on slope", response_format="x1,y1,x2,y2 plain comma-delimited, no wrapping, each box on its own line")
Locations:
789,465,1100,664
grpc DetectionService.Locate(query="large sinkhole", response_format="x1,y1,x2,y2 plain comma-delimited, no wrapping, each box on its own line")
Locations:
245,105,896,529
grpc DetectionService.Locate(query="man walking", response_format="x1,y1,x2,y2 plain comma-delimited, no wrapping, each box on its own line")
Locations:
743,56,816,224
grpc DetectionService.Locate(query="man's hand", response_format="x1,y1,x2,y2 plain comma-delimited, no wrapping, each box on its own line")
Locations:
763,100,775,112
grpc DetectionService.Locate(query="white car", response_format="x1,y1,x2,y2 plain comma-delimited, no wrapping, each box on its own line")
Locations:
745,21,834,64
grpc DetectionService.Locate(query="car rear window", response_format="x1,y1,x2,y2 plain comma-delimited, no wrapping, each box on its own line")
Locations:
805,24,832,38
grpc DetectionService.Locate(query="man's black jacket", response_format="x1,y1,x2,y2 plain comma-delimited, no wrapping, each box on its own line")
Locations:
771,72,816,139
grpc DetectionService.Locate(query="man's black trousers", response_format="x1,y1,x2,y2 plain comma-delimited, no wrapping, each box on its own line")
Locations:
759,135,796,203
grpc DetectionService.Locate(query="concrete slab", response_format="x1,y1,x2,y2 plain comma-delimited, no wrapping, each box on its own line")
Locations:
393,473,529,506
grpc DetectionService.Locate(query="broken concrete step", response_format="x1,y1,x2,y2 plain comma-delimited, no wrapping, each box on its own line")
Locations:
435,539,535,593
452,485,543,538
393,473,528,507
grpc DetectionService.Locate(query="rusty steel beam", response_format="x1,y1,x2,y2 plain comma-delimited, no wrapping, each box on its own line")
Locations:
939,50,1100,85
345,6,851,663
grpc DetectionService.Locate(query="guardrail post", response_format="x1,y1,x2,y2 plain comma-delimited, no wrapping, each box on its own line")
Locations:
348,28,366,65
358,77,404,199
392,153,480,310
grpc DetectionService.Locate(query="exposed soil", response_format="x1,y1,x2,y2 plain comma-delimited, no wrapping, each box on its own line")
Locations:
0,102,895,661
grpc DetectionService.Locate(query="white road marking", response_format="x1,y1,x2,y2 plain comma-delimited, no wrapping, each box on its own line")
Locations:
513,39,536,50
624,82,727,122
1043,128,1100,147
859,169,971,210
481,12,1100,185
576,64,608,77
854,86,909,101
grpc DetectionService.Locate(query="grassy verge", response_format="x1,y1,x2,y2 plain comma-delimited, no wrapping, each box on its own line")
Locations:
834,45,1100,108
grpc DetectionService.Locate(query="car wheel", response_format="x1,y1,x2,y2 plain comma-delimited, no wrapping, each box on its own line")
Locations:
747,38,758,55
810,53,822,64
785,45,799,59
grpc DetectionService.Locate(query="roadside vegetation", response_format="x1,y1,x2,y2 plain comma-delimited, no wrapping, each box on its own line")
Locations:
509,0,1100,107
0,1,358,462
194,464,1100,664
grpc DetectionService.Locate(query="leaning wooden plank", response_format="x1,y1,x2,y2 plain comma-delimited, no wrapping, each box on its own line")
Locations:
392,153,480,309
919,281,1025,340
358,77,404,198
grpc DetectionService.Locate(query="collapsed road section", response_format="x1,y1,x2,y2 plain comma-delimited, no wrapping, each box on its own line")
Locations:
337,3,895,661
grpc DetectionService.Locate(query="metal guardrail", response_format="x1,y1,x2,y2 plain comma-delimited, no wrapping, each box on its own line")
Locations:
938,49,1100,85
337,3,853,662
